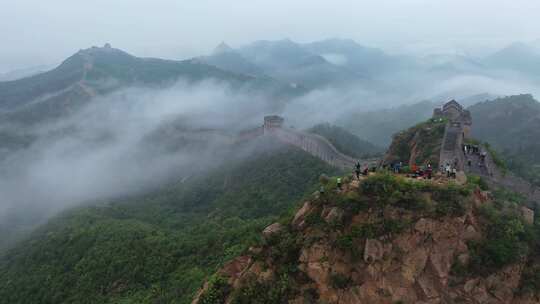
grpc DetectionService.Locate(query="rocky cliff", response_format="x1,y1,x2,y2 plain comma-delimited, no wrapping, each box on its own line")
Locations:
192,173,539,304
383,118,446,168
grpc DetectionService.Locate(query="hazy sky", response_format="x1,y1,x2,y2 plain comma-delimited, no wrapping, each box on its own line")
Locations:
1,0,540,72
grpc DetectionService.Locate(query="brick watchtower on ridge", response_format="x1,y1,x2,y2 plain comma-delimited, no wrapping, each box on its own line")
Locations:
433,100,472,139
263,115,284,134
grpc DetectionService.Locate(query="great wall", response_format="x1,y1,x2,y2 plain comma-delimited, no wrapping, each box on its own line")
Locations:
434,100,472,172
252,115,378,170
236,101,539,207
434,100,540,208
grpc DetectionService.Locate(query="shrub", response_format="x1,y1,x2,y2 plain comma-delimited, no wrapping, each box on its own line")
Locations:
230,273,291,304
305,212,325,228
520,264,540,294
361,173,401,201
335,223,378,257
382,218,409,235
334,191,369,213
350,223,377,239
267,231,301,271
483,142,508,174
391,188,428,211
360,173,468,215
329,273,351,289
198,275,231,304
467,175,489,191
469,214,531,273
492,188,525,205
432,185,467,217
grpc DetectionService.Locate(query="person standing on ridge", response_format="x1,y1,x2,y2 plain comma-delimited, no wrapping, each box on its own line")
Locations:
337,177,342,190
355,162,361,180
426,164,433,179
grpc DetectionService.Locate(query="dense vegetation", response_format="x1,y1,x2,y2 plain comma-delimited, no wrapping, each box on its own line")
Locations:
469,94,540,185
449,183,540,292
195,172,476,303
384,118,446,168
198,171,540,302
0,146,338,304
308,123,382,158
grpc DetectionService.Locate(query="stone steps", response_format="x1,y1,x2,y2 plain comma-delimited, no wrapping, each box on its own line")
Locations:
443,127,460,151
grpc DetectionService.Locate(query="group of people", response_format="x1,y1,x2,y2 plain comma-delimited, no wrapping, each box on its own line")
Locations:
353,161,435,180
379,162,403,174
410,163,434,179
354,162,373,179
463,144,480,154
442,162,458,178
463,144,488,168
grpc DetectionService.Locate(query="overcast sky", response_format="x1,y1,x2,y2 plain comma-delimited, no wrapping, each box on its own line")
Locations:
1,0,540,72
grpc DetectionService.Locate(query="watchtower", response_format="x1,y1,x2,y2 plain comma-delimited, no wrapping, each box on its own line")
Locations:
263,115,284,133
433,100,472,138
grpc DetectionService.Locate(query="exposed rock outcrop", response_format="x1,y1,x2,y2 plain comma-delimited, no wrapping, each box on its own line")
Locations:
193,174,540,304
262,222,284,239
383,118,446,168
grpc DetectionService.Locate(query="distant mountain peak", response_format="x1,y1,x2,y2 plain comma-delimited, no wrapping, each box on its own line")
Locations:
77,44,131,56
213,42,234,54
496,42,540,56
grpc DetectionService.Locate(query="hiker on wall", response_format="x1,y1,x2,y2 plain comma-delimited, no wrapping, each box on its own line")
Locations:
393,162,401,174
337,177,342,190
355,162,361,179
445,163,451,178
426,164,433,179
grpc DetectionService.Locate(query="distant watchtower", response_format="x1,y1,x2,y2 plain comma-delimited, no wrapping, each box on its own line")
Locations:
433,100,472,138
263,115,284,133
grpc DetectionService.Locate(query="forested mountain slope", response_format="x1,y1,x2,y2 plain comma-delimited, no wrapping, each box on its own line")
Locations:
308,123,383,158
0,45,301,125
0,142,339,304
469,94,540,185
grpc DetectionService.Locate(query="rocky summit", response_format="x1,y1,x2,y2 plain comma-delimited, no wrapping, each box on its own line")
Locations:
193,172,539,304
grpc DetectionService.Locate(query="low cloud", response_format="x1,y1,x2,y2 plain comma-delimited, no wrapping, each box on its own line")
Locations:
321,53,348,66
0,80,278,230
2,63,540,247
